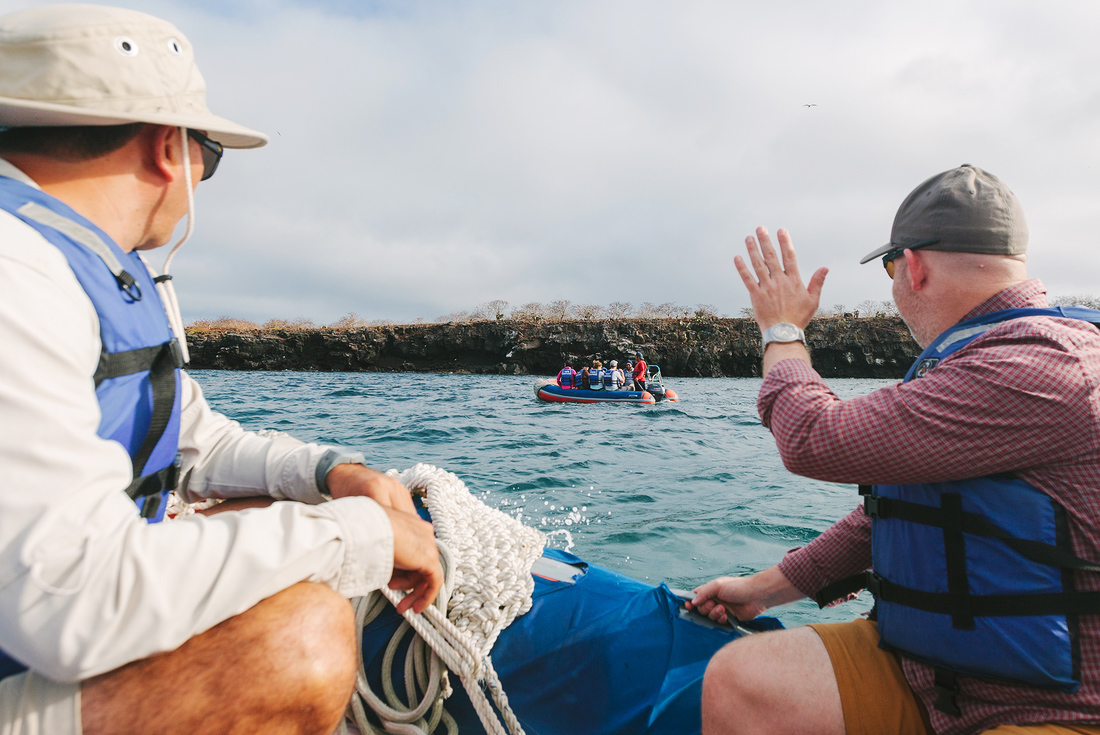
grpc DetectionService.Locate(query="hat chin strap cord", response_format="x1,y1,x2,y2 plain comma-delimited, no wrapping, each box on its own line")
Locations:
147,126,195,364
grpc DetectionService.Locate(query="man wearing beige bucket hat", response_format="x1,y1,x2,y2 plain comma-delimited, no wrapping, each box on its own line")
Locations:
0,5,441,734
690,165,1100,734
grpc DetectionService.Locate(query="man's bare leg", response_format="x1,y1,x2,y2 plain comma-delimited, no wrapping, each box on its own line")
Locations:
702,626,844,735
81,581,357,735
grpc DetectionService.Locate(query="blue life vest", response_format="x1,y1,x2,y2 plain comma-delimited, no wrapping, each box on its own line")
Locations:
558,367,575,388
0,176,185,680
0,176,184,518
817,307,1100,715
589,368,603,389
602,369,614,388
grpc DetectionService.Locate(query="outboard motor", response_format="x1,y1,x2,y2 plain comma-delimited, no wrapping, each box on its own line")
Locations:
644,365,678,402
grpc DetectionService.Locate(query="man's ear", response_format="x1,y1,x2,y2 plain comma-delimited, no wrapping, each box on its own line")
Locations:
903,248,927,291
144,124,181,183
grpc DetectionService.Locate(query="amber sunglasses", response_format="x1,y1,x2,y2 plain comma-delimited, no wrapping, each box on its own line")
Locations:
882,238,940,279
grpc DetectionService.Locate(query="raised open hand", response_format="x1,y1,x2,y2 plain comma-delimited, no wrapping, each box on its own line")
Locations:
734,226,828,332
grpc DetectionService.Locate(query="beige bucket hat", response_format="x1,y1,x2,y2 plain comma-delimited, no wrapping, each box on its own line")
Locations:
0,4,267,149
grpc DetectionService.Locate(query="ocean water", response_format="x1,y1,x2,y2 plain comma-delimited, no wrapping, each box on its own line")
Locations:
191,371,888,627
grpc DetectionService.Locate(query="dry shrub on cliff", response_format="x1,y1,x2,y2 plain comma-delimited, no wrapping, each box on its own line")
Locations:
657,302,691,319
436,311,471,323
330,312,371,329
636,302,659,319
855,300,899,318
467,300,510,322
187,316,261,332
573,304,606,320
817,304,852,318
511,302,546,322
607,301,633,319
546,300,572,321
263,317,316,331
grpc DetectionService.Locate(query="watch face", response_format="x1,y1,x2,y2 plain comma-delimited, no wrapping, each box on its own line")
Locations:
771,323,801,341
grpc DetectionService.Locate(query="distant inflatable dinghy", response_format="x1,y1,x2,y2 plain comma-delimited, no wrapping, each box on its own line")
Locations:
536,365,679,405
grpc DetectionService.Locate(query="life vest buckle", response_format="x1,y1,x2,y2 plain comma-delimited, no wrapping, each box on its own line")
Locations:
114,271,142,301
933,668,962,717
162,453,182,491
167,338,186,368
139,493,161,519
866,573,883,599
863,495,881,519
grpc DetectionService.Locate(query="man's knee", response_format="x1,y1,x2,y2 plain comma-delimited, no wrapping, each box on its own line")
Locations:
702,627,845,735
247,582,358,699
703,635,763,711
82,583,359,735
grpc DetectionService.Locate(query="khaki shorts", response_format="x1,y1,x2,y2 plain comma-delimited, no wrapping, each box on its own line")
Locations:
810,619,1100,735
0,670,80,735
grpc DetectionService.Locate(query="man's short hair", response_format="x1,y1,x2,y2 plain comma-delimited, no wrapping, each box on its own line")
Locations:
0,123,144,161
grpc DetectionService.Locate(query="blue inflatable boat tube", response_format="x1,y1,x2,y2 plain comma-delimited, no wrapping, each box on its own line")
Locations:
535,384,657,405
360,548,783,734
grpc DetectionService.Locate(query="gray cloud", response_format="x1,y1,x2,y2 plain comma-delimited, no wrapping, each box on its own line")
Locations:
11,0,1100,322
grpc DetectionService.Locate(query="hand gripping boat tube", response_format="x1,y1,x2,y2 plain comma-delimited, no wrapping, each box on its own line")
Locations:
359,547,782,734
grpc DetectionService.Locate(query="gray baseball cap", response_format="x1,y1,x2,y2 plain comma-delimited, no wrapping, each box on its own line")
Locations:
860,164,1027,264
0,5,267,149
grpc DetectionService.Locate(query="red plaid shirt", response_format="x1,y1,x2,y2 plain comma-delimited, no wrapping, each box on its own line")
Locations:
764,280,1100,734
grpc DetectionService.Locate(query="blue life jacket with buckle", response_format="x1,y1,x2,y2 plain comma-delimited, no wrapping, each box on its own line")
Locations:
558,367,575,388
588,368,603,390
602,369,614,388
0,176,185,681
816,306,1100,716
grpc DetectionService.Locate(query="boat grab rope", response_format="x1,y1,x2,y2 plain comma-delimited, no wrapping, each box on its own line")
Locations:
339,463,546,735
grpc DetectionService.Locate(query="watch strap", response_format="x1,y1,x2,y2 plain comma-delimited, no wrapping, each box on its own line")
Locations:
761,322,807,348
315,449,367,500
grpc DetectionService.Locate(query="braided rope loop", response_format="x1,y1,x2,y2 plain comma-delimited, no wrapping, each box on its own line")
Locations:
343,464,545,735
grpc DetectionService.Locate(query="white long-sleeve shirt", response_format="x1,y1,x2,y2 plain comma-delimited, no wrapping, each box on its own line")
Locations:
0,159,394,682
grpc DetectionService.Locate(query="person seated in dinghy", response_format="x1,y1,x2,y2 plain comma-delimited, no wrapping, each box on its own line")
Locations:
555,362,577,389
0,6,442,735
588,360,605,390
578,364,591,389
604,359,625,390
689,166,1100,735
623,359,636,390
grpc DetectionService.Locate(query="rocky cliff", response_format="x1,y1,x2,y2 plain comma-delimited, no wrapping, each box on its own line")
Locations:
185,317,920,379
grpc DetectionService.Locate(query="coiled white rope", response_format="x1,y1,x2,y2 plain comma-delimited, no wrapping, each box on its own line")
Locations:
341,464,545,735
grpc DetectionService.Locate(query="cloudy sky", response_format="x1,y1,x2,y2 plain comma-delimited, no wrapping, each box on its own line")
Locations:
9,0,1100,324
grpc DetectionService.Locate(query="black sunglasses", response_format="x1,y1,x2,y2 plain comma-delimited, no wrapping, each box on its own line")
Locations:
881,238,939,279
187,129,223,181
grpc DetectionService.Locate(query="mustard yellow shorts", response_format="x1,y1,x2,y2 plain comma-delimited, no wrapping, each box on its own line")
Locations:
0,670,81,735
810,619,1100,735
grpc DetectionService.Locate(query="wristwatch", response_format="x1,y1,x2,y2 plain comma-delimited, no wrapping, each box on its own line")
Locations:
315,449,367,500
761,322,807,349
